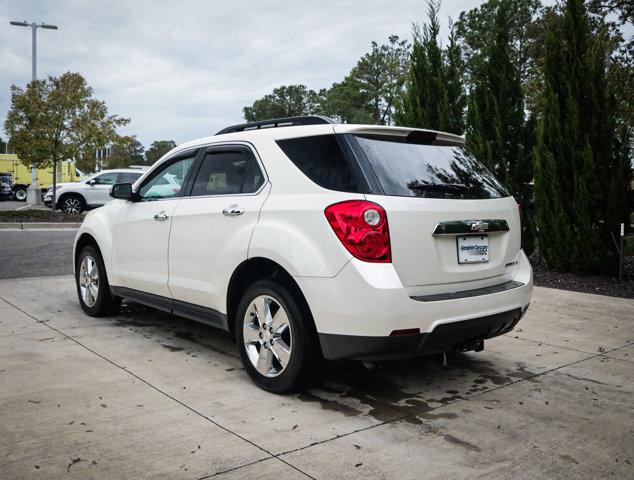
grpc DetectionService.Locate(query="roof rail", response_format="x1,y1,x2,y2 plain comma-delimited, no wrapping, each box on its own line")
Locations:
215,115,334,135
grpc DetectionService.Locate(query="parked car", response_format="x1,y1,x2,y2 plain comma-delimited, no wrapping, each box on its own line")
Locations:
0,172,13,200
73,116,533,393
45,168,147,213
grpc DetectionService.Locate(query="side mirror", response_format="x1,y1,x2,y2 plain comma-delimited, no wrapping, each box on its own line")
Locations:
110,183,134,200
87,179,97,186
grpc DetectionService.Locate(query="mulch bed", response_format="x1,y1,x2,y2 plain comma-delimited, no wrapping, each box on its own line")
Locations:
0,209,84,223
530,252,634,299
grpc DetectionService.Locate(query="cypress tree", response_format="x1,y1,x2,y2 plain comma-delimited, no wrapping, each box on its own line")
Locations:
464,0,530,197
534,0,628,274
395,0,451,132
445,21,466,135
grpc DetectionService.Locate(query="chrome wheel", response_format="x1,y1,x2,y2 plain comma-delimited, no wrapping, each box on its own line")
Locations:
14,189,26,201
243,295,292,377
63,197,81,213
79,255,99,307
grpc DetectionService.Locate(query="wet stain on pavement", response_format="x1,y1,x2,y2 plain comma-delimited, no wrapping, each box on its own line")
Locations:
299,354,539,426
106,301,239,359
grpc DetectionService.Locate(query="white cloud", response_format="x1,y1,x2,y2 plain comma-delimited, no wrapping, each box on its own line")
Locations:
1,0,483,147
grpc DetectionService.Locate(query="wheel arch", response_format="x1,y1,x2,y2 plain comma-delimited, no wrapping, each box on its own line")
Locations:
56,191,85,210
74,232,101,273
226,257,317,338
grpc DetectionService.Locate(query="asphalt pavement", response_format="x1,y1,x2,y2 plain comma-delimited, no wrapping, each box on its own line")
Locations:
0,230,75,279
0,200,49,212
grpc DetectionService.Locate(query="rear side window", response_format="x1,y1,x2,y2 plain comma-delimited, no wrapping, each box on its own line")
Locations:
354,135,508,199
117,172,142,183
276,135,360,193
190,149,264,196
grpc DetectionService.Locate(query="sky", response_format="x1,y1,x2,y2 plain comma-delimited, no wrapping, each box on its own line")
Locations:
0,0,485,148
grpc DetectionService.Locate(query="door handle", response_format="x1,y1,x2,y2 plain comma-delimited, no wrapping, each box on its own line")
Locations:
153,212,169,222
222,205,244,216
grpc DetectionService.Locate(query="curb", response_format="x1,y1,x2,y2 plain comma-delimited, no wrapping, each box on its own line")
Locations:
0,222,81,230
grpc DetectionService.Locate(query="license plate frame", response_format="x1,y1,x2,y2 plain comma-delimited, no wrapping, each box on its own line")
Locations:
457,235,489,264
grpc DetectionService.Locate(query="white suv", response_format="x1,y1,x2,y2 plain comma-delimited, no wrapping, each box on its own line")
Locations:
46,168,147,213
73,116,533,393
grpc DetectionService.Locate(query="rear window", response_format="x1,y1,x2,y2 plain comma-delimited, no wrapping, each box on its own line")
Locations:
354,135,508,199
276,135,360,193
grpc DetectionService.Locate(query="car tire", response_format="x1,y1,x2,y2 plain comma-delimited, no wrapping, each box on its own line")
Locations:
236,279,321,393
76,245,121,317
60,194,85,214
14,187,27,202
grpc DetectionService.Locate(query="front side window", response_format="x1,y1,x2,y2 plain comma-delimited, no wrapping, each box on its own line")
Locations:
91,172,118,185
190,148,264,196
138,153,197,200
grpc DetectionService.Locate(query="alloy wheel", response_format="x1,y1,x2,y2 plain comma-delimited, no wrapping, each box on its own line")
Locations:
15,189,26,201
243,295,292,377
79,255,99,307
63,197,81,213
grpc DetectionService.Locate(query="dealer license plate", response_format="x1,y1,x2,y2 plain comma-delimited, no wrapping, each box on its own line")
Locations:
457,235,489,264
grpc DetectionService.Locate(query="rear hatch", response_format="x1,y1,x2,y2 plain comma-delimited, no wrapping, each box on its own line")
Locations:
344,128,521,288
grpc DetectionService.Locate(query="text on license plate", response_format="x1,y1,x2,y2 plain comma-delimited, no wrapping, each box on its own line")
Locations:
457,235,489,264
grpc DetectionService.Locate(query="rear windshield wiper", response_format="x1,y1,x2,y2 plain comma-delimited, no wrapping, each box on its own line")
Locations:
408,183,468,192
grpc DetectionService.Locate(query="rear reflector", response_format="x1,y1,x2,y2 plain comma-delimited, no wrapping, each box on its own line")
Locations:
389,328,420,336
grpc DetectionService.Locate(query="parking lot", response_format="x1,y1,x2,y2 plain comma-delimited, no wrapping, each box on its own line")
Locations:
1,230,633,479
0,200,46,212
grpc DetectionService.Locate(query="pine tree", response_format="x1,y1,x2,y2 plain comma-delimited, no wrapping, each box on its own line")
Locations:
534,0,629,274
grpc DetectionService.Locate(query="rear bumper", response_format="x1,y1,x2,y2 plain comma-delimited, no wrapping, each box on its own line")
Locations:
319,307,525,360
295,250,533,358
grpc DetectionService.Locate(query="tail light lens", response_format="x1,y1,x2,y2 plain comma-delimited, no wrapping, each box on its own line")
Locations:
324,200,391,263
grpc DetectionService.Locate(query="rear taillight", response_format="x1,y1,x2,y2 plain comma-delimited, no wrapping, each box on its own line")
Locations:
324,200,391,263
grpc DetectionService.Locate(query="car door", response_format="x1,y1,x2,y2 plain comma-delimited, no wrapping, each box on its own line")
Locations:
85,171,118,206
168,144,269,314
110,151,199,297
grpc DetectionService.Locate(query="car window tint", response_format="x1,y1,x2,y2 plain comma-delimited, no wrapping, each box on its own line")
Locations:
138,154,196,200
190,149,262,196
94,172,118,185
354,135,509,199
241,158,265,193
276,135,360,193
117,172,142,183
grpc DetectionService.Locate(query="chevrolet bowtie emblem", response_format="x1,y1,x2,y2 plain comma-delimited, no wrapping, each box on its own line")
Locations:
470,221,489,232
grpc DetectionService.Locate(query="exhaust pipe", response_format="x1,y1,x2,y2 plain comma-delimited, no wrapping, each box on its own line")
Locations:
453,337,484,353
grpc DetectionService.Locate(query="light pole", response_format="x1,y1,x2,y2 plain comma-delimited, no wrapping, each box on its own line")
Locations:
9,20,58,201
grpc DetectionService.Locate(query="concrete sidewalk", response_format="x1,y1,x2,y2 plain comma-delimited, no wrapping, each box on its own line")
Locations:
0,276,632,479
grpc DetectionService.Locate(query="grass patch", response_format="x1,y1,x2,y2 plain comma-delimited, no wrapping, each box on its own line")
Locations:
0,209,84,223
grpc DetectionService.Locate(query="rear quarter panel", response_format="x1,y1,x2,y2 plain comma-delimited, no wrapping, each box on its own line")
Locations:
248,136,361,277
